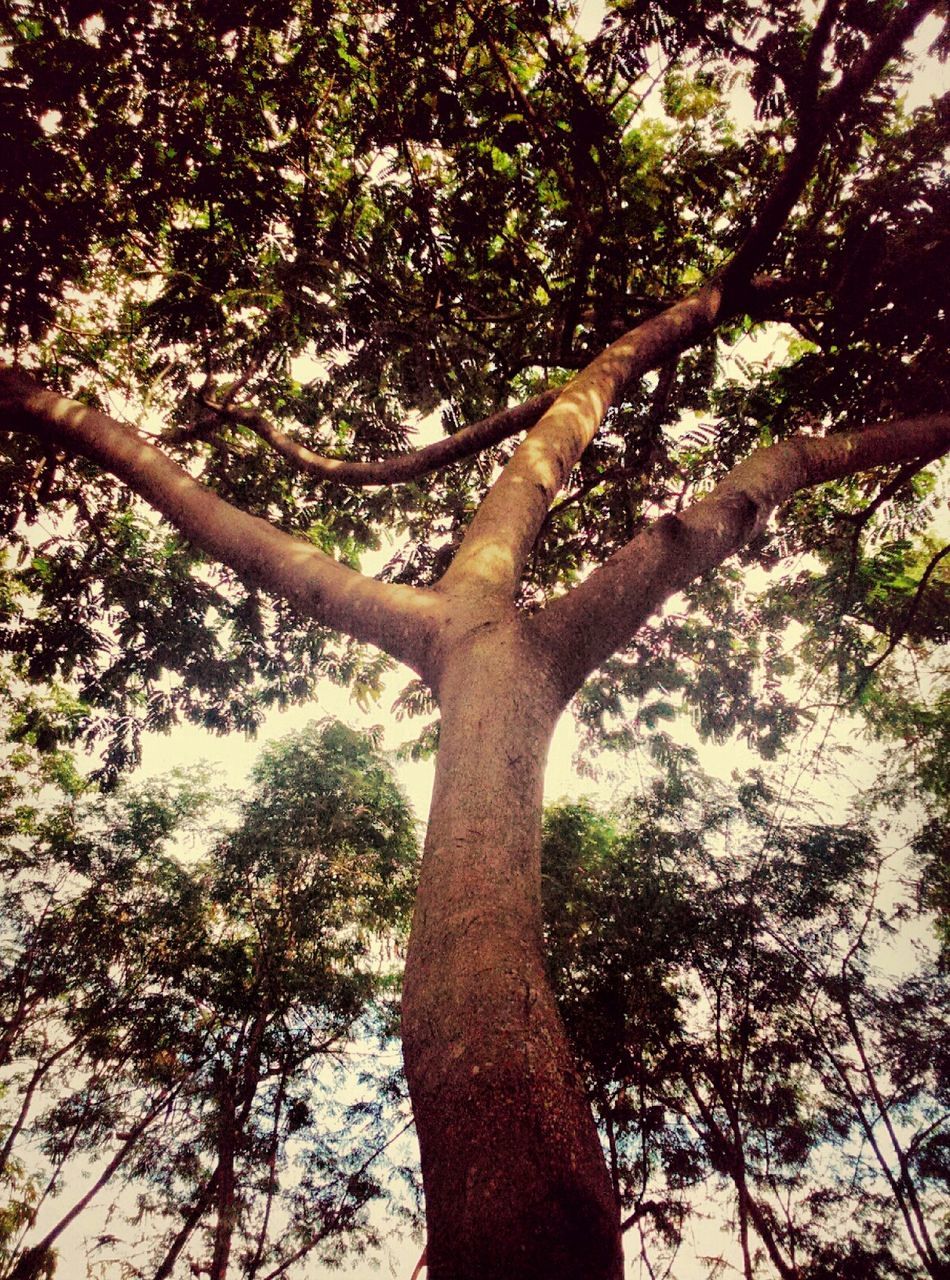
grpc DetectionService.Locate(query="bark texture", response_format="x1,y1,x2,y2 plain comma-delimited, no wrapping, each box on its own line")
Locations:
201,386,562,485
537,414,950,691
3,377,949,1280
403,607,622,1280
0,367,442,673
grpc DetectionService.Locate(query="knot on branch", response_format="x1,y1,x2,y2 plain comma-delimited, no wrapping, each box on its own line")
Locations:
722,488,767,540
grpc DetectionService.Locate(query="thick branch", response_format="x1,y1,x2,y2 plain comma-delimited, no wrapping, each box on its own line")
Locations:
437,286,724,599
0,368,441,673
204,386,560,486
534,415,950,695
437,1,932,601
152,1168,221,1280
200,276,801,496
798,0,842,115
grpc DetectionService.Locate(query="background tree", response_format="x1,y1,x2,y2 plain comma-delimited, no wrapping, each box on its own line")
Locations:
542,749,949,1279
1,2,948,1276
0,713,418,1280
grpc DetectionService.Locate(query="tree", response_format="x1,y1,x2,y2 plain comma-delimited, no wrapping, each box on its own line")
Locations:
0,2,948,1275
541,762,949,1278
0,714,418,1280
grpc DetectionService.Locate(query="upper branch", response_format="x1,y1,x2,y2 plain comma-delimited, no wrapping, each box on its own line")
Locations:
201,274,801,492
200,387,560,486
798,0,842,116
436,0,935,601
533,414,950,696
718,0,937,308
0,368,442,673
437,287,724,599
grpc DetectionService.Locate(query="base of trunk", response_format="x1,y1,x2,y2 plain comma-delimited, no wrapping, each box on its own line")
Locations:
406,977,624,1280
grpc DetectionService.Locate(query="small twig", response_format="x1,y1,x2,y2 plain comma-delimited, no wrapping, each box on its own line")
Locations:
843,452,942,531
860,542,950,681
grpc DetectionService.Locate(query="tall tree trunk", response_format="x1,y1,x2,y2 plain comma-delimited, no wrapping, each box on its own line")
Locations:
210,1095,238,1280
402,617,623,1280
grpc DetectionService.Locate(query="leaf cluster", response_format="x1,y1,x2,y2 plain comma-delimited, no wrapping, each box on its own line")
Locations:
1,0,945,769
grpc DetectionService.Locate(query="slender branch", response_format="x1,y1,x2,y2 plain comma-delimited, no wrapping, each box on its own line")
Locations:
438,286,725,599
812,1013,935,1273
461,0,578,209
204,386,560,486
439,1,933,600
8,1086,178,1280
199,274,804,495
0,989,45,1070
0,1034,82,1173
843,454,942,530
718,0,937,308
257,1117,416,1280
798,0,843,117
837,980,942,1270
534,414,950,696
619,1201,661,1234
861,543,950,680
10,1090,94,1252
0,367,443,674
842,452,943,601
681,1071,796,1280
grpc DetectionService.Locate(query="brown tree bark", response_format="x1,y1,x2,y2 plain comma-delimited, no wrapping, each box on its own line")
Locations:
402,606,623,1280
396,416,950,1280
3,384,948,1280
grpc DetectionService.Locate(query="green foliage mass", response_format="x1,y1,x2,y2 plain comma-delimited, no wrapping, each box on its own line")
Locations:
542,755,949,1279
0,0,946,778
0,5,948,1271
0,681,947,1277
0,713,418,1279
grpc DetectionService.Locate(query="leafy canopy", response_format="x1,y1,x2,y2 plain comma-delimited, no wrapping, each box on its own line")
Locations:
0,0,947,774
542,747,949,1279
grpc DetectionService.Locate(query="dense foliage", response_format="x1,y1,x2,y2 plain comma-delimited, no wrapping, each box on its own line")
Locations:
1,1,949,1277
4,707,947,1279
0,715,418,1280
543,744,950,1279
0,0,947,775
